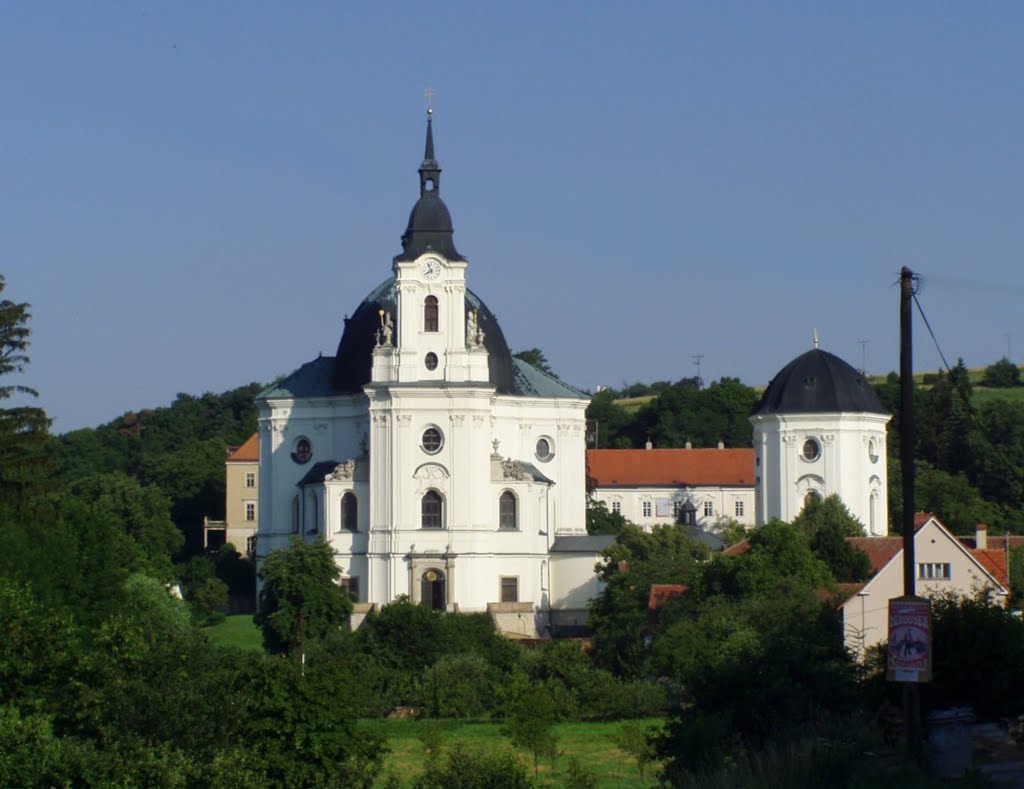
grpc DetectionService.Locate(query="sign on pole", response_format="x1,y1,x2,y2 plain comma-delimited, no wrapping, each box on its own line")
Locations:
886,596,932,683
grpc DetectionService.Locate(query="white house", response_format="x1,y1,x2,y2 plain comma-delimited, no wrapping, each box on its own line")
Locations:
587,447,756,531
254,113,605,636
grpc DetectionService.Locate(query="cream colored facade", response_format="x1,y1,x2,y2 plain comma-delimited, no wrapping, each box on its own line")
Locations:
204,434,259,555
841,516,1008,660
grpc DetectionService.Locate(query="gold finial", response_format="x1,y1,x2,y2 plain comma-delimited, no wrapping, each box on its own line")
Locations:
424,86,435,116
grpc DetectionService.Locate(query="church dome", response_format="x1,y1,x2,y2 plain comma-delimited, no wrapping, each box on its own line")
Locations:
331,276,518,394
753,348,887,415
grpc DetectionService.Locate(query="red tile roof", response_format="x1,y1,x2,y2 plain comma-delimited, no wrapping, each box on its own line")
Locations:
847,537,902,573
722,539,751,556
648,584,689,611
586,448,755,488
971,549,1009,587
227,432,259,462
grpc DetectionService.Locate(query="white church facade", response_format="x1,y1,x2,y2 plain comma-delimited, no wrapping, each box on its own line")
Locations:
254,113,894,638
254,114,605,635
750,347,891,536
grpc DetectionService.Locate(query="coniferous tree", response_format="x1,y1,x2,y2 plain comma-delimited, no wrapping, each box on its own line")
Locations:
0,276,51,500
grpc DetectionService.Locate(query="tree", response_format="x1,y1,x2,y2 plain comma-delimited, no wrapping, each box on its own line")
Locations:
68,472,183,580
792,495,871,582
254,538,352,657
613,722,657,780
504,682,560,779
585,499,630,536
513,348,554,376
0,276,51,500
982,357,1021,388
588,524,708,677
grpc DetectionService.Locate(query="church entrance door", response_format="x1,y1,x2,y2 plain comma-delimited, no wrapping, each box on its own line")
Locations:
421,568,446,611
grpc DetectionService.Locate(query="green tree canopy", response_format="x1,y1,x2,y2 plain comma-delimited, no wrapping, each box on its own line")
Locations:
255,538,352,657
513,348,554,376
791,494,872,582
982,356,1021,388
0,276,51,501
588,524,709,677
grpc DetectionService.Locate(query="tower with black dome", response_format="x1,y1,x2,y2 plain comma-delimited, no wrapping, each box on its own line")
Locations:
750,346,891,534
255,112,593,631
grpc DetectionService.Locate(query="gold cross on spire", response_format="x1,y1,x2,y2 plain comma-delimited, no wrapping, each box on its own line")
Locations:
424,86,435,116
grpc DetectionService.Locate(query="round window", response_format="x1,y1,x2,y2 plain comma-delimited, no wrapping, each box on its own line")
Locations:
424,352,438,371
422,427,443,454
535,437,553,462
294,437,312,464
802,438,821,461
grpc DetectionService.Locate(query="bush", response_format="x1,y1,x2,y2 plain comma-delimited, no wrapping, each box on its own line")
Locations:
925,590,1024,718
410,743,533,788
982,357,1021,388
190,578,228,626
422,654,497,718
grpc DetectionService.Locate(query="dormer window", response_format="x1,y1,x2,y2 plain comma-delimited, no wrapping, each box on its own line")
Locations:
424,296,439,332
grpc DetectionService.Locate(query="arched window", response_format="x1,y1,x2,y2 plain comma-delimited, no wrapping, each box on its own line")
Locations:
424,296,439,332
422,490,443,529
341,492,358,532
499,491,517,530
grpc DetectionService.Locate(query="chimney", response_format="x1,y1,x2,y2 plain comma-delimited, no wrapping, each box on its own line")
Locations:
685,441,692,449
717,440,725,449
976,524,988,550
645,436,653,450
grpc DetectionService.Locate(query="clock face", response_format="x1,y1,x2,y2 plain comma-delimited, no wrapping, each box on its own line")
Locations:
422,259,441,280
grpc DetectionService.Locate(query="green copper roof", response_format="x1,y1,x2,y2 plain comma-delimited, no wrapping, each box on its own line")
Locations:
512,358,589,399
259,356,335,399
259,353,588,402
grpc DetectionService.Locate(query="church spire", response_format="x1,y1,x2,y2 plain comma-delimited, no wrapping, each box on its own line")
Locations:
418,107,441,197
398,105,463,262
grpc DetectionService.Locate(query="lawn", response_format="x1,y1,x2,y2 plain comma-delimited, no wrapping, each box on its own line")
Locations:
203,614,263,651
368,717,664,787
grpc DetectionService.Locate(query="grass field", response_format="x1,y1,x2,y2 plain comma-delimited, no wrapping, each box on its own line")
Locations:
203,614,263,651
368,717,664,787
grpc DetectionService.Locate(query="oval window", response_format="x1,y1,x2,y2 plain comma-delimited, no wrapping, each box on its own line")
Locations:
294,437,312,464
535,437,553,462
422,427,443,454
802,439,820,462
425,352,438,371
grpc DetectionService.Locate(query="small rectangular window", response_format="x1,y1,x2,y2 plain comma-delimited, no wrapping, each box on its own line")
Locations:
246,535,257,556
341,577,360,602
611,501,621,514
734,501,745,517
703,501,713,517
672,501,682,517
918,563,951,580
245,502,256,521
245,472,256,488
500,576,519,603
642,501,652,518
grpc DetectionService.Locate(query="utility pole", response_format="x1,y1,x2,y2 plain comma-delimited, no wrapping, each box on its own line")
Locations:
858,339,870,375
692,354,703,389
899,266,923,763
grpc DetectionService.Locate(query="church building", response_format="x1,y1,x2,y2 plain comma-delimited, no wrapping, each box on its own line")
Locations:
254,113,604,635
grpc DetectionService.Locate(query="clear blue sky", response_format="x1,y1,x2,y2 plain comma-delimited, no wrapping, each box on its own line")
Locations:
3,2,1022,432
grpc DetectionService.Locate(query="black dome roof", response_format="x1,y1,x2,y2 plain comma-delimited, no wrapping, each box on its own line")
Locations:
753,348,887,415
331,276,517,394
